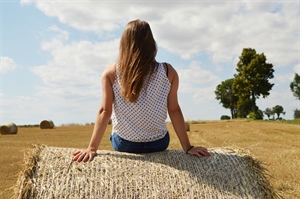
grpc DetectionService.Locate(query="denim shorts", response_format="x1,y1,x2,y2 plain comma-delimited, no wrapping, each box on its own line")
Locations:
110,132,170,153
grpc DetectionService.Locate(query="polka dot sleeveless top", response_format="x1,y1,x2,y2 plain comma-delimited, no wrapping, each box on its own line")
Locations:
111,62,171,142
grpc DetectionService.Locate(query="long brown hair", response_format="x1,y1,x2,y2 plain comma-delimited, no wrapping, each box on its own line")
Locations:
118,19,158,103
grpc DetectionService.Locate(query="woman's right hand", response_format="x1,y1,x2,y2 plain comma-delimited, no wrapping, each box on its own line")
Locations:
187,146,211,158
72,149,97,162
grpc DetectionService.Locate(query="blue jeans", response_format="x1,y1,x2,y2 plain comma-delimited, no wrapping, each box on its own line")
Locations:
110,132,170,153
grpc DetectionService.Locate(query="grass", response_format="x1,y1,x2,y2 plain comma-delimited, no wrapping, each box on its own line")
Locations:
275,118,300,125
0,120,300,198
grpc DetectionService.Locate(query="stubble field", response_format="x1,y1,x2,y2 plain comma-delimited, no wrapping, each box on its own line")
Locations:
0,120,299,198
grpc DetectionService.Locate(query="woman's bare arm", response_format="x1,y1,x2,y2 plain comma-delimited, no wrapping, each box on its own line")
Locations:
166,64,210,158
73,64,115,162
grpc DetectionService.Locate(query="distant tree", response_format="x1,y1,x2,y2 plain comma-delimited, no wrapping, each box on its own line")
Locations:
271,110,276,120
236,98,253,118
248,109,263,120
215,78,238,119
272,105,284,119
264,108,272,120
258,109,264,119
220,115,231,120
290,73,300,100
232,48,275,117
294,109,300,119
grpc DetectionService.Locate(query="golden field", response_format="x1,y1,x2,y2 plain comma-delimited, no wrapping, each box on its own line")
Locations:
0,120,299,199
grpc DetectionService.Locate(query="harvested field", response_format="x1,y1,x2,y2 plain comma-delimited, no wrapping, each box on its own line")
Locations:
0,120,299,198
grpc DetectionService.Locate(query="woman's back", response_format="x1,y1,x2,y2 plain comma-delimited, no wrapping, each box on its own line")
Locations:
112,62,171,142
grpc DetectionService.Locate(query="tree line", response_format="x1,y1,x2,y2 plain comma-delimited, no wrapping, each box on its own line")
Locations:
215,48,300,120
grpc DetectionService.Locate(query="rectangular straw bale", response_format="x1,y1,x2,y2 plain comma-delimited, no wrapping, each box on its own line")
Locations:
12,146,280,199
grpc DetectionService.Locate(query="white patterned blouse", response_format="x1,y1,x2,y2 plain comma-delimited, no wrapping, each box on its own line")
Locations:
111,62,171,142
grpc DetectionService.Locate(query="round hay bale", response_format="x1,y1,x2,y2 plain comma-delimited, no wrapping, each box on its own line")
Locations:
13,146,280,199
185,121,190,131
0,122,18,134
40,120,54,129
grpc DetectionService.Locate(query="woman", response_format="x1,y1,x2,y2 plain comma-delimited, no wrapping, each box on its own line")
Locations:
73,19,210,162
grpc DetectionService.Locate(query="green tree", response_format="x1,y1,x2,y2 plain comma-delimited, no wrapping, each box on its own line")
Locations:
263,108,272,120
220,115,231,120
232,48,274,117
290,73,300,100
294,109,300,119
236,98,253,118
215,78,238,119
272,105,284,119
248,109,264,120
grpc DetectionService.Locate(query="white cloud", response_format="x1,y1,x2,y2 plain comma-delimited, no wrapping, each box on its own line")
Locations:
1,90,99,125
275,73,294,84
177,61,221,106
294,64,300,74
192,86,218,106
1,94,43,125
20,1,298,69
0,56,17,73
48,25,69,41
178,61,220,92
31,26,119,99
21,0,127,32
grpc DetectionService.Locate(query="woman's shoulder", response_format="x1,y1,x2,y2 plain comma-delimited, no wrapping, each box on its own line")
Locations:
103,63,116,75
162,62,178,81
163,62,176,71
102,63,117,84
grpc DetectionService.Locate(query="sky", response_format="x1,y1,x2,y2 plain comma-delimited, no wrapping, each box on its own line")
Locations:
0,0,299,126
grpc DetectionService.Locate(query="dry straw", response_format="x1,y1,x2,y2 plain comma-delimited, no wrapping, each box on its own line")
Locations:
185,122,190,131
39,120,54,129
13,146,280,199
0,122,18,134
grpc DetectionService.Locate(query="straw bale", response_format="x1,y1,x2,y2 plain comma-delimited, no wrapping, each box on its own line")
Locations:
13,146,280,199
0,122,18,134
185,122,190,131
39,120,54,129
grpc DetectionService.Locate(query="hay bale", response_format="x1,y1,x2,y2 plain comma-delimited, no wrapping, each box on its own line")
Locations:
185,121,190,131
40,120,54,129
0,122,18,134
13,146,280,199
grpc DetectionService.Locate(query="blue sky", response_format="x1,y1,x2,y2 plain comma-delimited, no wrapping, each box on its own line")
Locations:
1,0,299,125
